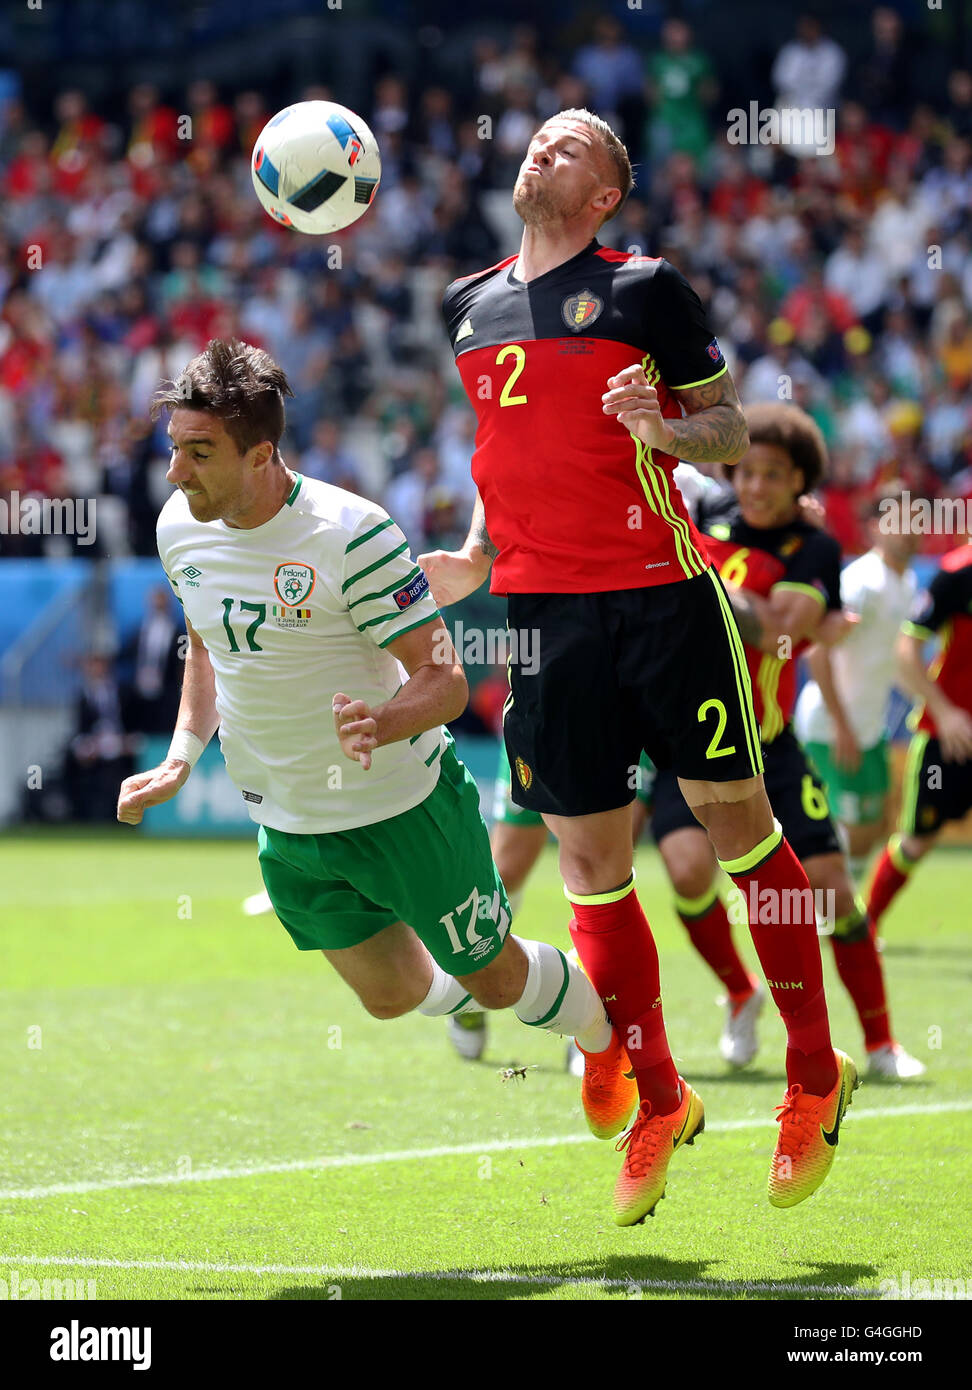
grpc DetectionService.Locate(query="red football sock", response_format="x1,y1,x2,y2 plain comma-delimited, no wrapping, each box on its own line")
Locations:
867,835,917,928
830,906,891,1049
718,827,838,1096
675,886,753,998
567,878,681,1116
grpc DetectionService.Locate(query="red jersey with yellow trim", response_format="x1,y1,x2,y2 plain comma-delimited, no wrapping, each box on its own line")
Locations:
903,543,972,734
696,492,842,744
442,240,727,594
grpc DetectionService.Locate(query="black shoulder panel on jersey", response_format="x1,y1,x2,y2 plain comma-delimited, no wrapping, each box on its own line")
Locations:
441,242,726,392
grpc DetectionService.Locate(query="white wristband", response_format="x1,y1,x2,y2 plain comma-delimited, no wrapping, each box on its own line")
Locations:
166,730,206,768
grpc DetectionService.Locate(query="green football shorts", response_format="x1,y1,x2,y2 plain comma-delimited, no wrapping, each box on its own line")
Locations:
492,743,656,826
804,736,890,826
258,740,511,975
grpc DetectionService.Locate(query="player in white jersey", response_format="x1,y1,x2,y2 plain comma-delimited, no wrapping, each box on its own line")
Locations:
116,339,636,1137
795,486,920,880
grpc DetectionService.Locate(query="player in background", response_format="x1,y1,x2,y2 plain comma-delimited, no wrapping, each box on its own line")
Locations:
795,486,921,887
117,339,619,1127
644,405,924,1079
868,535,972,926
424,109,857,1224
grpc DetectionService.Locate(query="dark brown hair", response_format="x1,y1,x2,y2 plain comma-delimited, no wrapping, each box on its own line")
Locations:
545,107,634,224
725,402,829,494
151,339,295,459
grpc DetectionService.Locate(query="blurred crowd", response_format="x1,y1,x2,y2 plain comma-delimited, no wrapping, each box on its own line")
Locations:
1,6,971,564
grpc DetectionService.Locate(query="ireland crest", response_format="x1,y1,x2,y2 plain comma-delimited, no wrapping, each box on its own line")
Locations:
274,561,316,607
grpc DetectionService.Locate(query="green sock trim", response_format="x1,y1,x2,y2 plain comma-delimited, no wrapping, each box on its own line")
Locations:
523,949,570,1028
446,992,474,1015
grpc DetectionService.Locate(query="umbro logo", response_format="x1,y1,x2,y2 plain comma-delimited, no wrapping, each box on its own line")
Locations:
456,318,474,342
182,566,202,579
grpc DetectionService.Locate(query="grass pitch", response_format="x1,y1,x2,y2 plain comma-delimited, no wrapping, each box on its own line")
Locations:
1,829,969,1301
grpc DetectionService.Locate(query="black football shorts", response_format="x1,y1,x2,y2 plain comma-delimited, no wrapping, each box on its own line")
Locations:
899,730,972,836
503,567,763,817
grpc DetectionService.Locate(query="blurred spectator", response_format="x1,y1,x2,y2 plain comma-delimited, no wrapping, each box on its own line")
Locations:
937,313,972,394
644,19,717,164
50,89,105,199
945,69,972,141
825,223,889,331
125,585,183,734
772,14,847,156
300,419,361,492
185,80,235,166
742,319,825,403
63,653,139,821
919,137,972,237
571,16,644,151
854,7,912,128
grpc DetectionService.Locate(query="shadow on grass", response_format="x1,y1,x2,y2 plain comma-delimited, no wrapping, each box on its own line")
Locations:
678,1067,787,1086
879,943,972,961
253,1253,879,1301
858,1072,935,1089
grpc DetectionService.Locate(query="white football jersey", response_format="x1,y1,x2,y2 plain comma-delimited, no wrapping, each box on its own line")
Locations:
795,548,916,749
157,473,446,833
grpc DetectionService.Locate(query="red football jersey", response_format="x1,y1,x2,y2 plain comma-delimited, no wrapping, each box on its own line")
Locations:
442,242,727,594
904,543,972,733
698,500,842,744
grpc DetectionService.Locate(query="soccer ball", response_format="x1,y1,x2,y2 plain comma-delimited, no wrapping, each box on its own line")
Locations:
251,100,381,235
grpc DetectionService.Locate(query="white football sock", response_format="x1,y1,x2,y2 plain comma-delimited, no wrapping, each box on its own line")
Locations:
417,959,481,1017
512,935,612,1052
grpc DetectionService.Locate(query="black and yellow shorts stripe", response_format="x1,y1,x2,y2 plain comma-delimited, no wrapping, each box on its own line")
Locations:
899,731,972,836
503,567,763,818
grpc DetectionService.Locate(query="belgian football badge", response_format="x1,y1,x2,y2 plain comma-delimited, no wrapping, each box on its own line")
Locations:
561,289,603,333
515,756,534,791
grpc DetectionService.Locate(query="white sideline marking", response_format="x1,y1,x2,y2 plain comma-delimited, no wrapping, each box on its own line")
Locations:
0,1254,879,1298
1,1099,968,1202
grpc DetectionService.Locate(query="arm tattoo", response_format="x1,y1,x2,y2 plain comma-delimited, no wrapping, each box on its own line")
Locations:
667,374,749,465
728,589,763,646
476,516,499,560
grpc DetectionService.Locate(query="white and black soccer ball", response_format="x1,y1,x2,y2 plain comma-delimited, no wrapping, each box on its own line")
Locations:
251,100,381,235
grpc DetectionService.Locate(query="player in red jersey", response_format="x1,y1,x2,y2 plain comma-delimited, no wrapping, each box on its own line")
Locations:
645,405,924,1083
421,109,855,1222
868,539,972,925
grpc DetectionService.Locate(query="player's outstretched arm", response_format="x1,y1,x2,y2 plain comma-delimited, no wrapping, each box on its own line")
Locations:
896,630,972,763
418,491,495,607
333,617,467,771
117,618,220,824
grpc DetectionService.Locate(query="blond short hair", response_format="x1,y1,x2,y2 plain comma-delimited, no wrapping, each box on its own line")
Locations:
543,107,634,224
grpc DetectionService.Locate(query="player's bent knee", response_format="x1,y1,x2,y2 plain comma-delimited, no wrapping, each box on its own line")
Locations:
464,977,518,1011
670,865,715,900
360,993,422,1020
